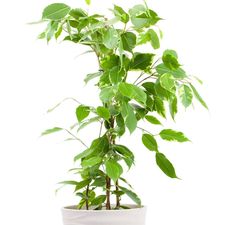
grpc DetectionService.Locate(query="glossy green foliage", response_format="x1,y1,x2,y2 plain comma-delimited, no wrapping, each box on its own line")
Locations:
38,1,207,210
42,3,71,20
142,134,158,151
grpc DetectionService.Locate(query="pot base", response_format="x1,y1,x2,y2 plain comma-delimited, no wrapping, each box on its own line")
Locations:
62,204,147,225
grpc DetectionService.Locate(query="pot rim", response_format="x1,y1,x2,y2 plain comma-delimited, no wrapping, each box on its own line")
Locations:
62,204,146,212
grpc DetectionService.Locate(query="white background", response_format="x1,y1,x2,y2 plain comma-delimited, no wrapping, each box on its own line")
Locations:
0,0,235,224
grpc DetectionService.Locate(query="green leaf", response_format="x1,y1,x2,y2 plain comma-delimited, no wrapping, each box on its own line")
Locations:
113,145,134,168
121,103,137,134
74,148,94,162
169,96,178,120
113,5,129,23
129,4,146,17
154,96,166,118
114,145,134,159
160,73,175,92
55,25,62,39
148,29,160,49
179,85,193,108
119,186,141,206
88,135,110,157
156,63,186,79
84,71,102,84
115,113,126,136
77,116,100,132
109,66,125,84
67,19,79,31
146,94,154,111
101,55,120,70
119,82,147,104
129,5,160,29
74,136,109,161
145,115,161,125
162,50,180,70
81,156,102,168
42,3,71,20
75,179,91,191
119,177,133,189
90,195,106,206
192,76,203,85
99,86,115,103
129,4,146,18
135,107,148,120
160,129,190,142
156,153,177,178
154,81,173,100
121,32,136,52
45,21,59,42
159,28,164,39
59,180,79,185
137,32,150,45
41,127,63,136
99,71,111,86
38,32,46,39
69,8,87,20
142,133,158,151
189,84,208,109
142,82,156,95
105,159,123,182
85,0,91,5
91,177,106,187
96,106,110,120
103,28,119,49
130,53,154,70
76,105,90,123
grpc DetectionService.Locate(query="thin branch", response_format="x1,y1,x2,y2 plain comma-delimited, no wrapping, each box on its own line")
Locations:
151,58,161,69
137,126,156,136
123,23,127,32
47,97,82,113
133,71,145,85
136,73,157,86
133,58,160,85
99,121,103,137
65,129,88,148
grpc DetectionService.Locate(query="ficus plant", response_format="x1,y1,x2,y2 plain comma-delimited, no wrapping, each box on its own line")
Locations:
38,0,208,210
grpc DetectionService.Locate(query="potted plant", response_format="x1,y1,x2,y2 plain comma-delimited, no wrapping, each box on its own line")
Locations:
37,0,208,224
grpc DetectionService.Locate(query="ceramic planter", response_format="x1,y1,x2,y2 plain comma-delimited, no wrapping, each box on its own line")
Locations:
62,205,147,225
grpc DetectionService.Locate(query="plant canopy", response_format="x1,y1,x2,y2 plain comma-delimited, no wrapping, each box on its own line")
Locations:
38,0,208,210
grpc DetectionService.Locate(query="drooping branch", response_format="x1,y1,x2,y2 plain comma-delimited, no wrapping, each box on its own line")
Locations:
65,129,88,148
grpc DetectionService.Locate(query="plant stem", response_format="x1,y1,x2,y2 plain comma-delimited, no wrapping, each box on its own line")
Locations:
105,116,116,210
106,176,111,210
123,23,127,32
85,184,90,210
109,117,120,209
115,180,120,209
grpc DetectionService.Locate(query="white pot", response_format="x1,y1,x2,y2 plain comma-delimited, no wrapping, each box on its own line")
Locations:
61,205,147,225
